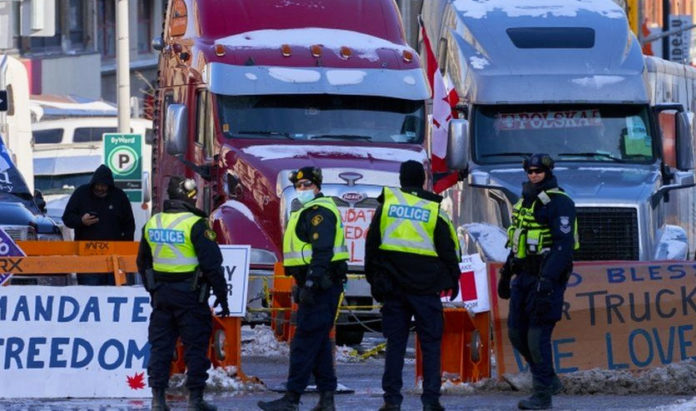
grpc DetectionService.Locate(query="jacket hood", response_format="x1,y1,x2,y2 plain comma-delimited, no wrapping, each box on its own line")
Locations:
89,164,115,188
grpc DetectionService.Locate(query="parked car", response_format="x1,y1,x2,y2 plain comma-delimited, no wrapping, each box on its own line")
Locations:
0,137,63,285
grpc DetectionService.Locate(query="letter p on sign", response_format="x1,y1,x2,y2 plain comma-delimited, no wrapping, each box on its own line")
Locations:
108,146,138,176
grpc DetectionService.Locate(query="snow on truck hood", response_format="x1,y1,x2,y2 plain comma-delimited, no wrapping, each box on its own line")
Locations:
241,144,426,163
234,143,428,188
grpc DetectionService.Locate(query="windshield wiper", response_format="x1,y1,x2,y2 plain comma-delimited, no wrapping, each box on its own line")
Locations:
558,152,625,162
235,130,294,140
309,134,372,141
481,152,532,158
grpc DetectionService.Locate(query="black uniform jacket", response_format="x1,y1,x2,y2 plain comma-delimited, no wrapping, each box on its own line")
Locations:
519,175,576,282
284,193,347,285
62,164,135,241
365,186,460,295
136,199,228,303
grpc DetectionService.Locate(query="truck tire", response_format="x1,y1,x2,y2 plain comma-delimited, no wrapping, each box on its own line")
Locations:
336,327,365,346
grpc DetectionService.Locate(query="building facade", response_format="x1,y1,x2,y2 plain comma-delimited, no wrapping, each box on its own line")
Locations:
0,0,164,117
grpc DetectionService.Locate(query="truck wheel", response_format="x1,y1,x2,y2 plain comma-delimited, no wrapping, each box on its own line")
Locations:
336,328,364,346
470,329,481,363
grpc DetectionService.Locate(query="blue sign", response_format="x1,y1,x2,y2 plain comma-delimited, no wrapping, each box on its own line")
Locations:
0,227,25,285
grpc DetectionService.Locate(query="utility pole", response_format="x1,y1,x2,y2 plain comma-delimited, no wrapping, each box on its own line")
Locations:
662,0,670,60
116,0,130,133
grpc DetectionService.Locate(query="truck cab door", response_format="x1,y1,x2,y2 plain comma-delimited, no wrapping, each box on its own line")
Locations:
193,88,216,214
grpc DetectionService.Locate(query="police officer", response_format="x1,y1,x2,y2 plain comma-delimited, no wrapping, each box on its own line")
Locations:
258,166,349,411
137,176,230,411
365,160,461,411
497,153,578,410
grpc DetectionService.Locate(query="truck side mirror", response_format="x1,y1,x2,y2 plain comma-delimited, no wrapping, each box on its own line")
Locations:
446,119,469,170
33,189,46,213
165,104,188,155
675,111,694,171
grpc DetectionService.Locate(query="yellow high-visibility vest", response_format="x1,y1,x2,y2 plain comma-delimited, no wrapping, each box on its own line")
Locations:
378,187,440,257
283,196,349,267
507,189,579,258
144,212,201,272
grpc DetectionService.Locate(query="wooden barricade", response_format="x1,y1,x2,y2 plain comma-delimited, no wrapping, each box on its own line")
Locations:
14,240,139,285
416,308,491,385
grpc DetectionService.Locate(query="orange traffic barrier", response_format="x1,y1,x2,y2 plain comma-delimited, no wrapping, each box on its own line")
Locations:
416,308,491,385
270,262,295,342
12,240,139,285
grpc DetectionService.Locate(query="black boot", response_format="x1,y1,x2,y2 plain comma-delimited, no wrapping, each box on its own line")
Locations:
257,391,300,411
518,391,552,410
151,388,170,411
551,375,563,395
311,391,335,411
423,401,445,411
187,387,217,411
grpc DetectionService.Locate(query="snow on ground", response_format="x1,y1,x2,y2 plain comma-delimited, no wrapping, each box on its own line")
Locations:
241,325,291,358
165,325,696,400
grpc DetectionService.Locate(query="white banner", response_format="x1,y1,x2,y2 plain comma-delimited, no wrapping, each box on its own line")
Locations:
442,253,490,313
0,286,151,398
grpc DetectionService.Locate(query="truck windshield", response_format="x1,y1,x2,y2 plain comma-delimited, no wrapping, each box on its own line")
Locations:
472,104,655,164
217,94,425,144
35,173,91,195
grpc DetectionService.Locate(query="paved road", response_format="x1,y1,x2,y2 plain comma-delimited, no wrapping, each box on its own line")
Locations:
0,331,692,410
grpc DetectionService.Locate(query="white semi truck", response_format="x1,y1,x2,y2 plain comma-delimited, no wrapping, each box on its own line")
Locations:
421,0,696,261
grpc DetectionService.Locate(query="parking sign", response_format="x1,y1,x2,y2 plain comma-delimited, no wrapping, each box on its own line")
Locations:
103,133,143,202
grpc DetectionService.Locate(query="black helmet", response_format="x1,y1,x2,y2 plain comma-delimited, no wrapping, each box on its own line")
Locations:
289,166,322,189
523,153,554,172
167,176,198,202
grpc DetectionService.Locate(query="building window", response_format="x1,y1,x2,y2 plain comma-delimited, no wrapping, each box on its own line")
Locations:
29,0,61,53
137,2,152,54
97,0,116,58
68,0,85,49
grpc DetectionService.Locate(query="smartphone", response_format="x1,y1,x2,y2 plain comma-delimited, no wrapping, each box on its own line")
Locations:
88,211,99,217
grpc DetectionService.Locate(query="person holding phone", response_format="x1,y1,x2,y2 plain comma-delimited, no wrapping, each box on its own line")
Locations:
62,164,135,285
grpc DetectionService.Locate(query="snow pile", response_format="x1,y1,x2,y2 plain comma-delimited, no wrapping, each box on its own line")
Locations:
169,366,264,394
241,325,290,358
447,359,696,395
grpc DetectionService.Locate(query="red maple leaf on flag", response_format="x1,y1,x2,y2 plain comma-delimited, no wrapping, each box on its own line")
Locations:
127,371,146,390
419,17,461,194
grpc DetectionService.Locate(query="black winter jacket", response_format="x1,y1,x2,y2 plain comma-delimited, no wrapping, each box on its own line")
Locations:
136,199,229,305
365,186,460,295
62,164,135,241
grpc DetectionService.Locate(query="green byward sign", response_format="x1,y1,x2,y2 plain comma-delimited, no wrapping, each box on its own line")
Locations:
103,133,142,202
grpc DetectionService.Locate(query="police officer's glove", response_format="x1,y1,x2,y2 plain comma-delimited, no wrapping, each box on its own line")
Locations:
447,278,460,301
534,277,554,318
497,262,513,300
536,277,553,296
299,279,317,305
214,298,231,317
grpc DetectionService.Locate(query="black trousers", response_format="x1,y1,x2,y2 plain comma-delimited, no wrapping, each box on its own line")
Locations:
147,282,212,390
381,293,443,406
286,282,342,394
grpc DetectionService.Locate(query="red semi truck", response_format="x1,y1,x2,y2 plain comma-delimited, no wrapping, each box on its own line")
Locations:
151,0,431,344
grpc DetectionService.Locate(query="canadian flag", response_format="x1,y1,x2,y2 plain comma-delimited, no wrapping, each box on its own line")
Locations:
420,18,460,193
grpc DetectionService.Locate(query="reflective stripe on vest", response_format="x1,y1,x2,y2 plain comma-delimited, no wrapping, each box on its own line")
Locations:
145,212,201,272
379,187,439,257
282,196,349,267
507,189,579,258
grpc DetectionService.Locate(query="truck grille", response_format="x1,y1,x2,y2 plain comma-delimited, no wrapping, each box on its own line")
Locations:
575,207,639,261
